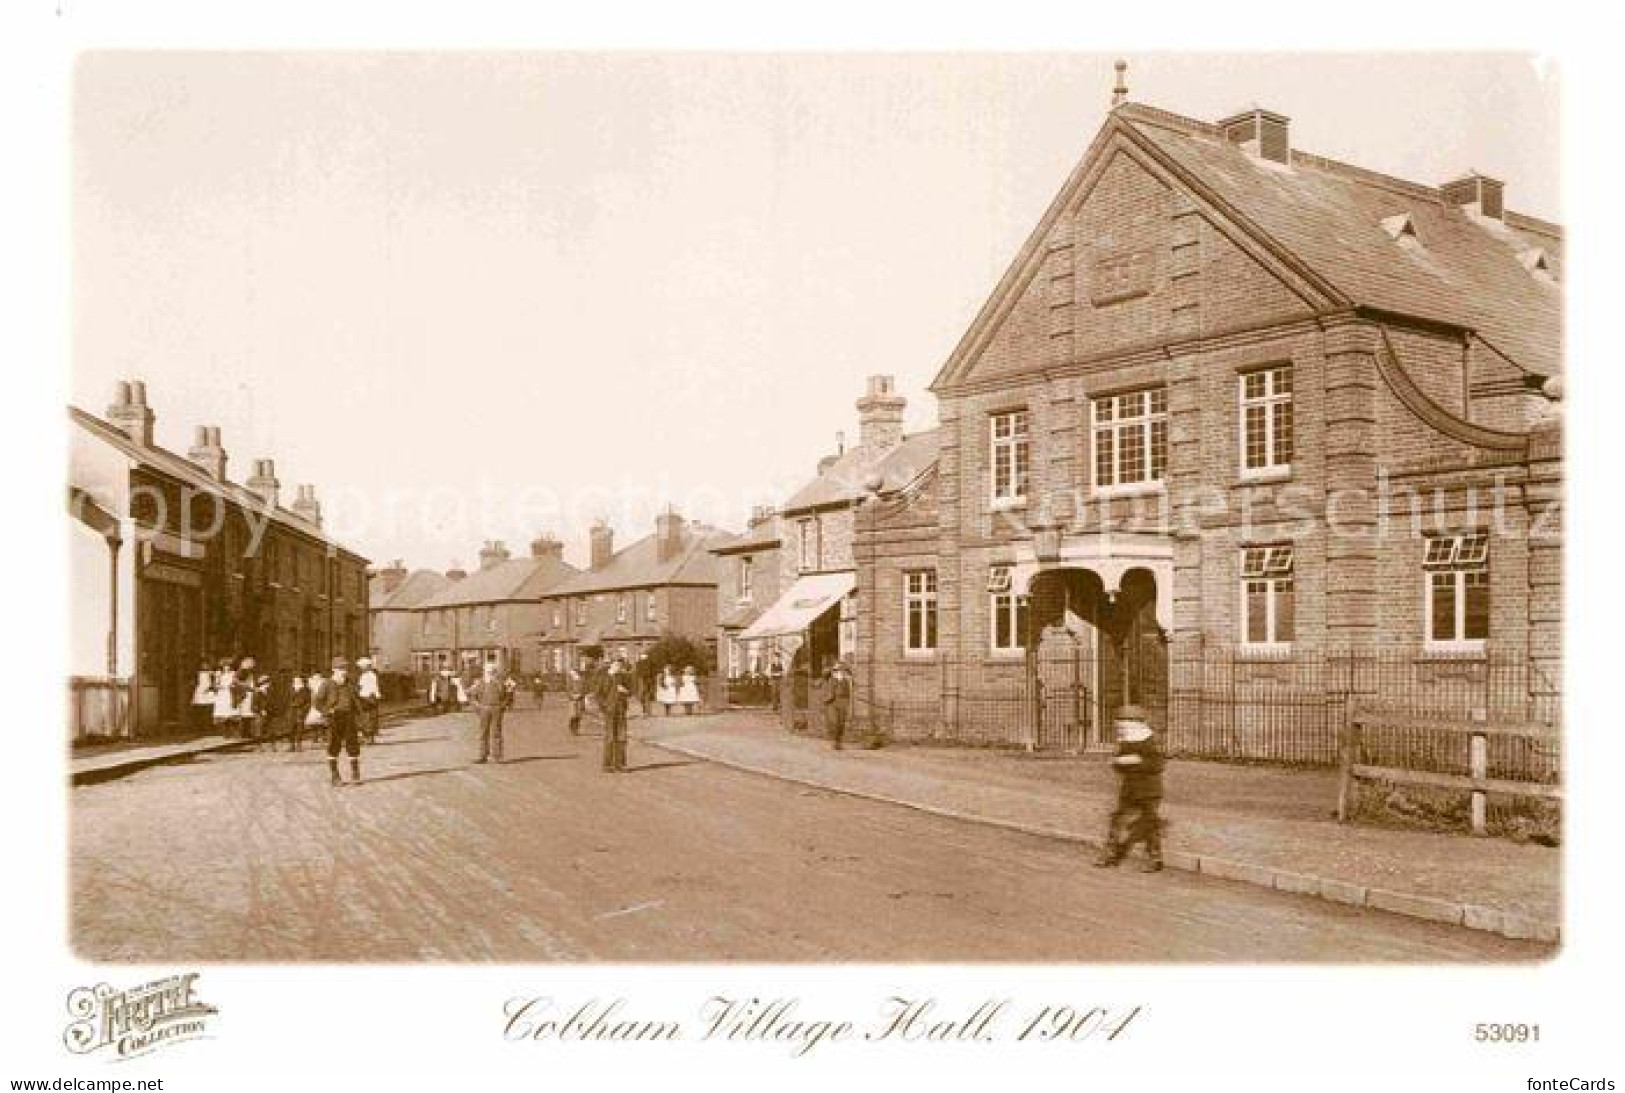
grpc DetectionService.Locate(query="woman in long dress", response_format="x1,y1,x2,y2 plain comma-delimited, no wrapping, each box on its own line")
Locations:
677,666,701,715
190,660,216,734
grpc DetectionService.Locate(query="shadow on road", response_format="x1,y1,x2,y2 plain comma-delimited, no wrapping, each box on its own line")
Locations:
619,759,702,774
356,765,467,786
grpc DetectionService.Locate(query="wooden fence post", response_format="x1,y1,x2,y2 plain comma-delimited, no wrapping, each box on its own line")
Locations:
1469,707,1489,836
1336,715,1359,823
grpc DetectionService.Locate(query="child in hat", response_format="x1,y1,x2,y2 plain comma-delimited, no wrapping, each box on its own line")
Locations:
1094,705,1165,872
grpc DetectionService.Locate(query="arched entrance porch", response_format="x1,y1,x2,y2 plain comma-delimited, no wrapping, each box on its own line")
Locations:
1022,563,1170,749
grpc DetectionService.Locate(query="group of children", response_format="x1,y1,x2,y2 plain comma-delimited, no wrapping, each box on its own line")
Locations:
188,655,384,755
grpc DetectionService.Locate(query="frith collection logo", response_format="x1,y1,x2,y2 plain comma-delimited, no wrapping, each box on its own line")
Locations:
63,974,217,1060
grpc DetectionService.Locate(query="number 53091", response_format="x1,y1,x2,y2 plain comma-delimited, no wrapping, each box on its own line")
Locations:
1475,1023,1540,1043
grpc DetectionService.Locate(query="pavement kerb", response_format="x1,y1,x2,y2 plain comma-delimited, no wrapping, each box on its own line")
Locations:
71,705,431,784
645,733,1561,946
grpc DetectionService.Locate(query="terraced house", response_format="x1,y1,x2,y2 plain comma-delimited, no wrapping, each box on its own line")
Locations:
409,537,577,678
69,380,371,739
537,511,726,671
852,93,1563,758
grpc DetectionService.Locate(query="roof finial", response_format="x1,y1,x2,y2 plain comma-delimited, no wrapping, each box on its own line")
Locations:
1111,59,1129,109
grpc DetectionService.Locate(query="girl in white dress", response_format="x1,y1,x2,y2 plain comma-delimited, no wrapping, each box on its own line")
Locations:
677,666,701,715
656,667,680,715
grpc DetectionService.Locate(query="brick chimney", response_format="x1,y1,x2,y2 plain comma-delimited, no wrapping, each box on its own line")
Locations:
374,559,409,597
291,483,322,528
187,425,228,481
478,540,511,571
656,509,685,563
855,376,905,451
748,505,775,529
1442,171,1505,222
530,533,563,560
246,458,281,509
106,380,155,447
589,520,614,571
1219,107,1291,165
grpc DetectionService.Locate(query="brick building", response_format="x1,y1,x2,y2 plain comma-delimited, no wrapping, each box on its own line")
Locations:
408,537,577,679
367,562,448,674
740,375,938,679
69,380,371,740
852,96,1562,752
709,507,783,678
537,512,727,672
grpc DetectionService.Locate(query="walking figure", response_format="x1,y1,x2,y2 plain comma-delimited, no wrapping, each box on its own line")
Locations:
356,657,382,744
316,656,364,787
822,660,853,750
1094,705,1165,872
598,656,632,772
470,663,510,764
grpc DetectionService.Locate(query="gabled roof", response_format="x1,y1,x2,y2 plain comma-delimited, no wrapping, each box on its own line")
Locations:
933,102,1562,389
417,555,579,609
546,523,729,597
1122,106,1561,376
780,428,941,514
375,569,451,611
69,405,367,561
708,521,781,556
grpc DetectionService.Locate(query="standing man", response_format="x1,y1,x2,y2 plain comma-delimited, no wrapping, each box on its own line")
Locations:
470,662,510,765
566,659,588,736
356,657,383,744
634,652,656,717
1094,705,1166,873
316,656,364,787
822,660,853,750
597,655,632,773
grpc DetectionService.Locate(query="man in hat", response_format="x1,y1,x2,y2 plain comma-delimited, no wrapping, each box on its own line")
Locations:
1094,705,1165,872
821,660,854,750
566,659,589,736
315,656,364,786
469,662,510,764
355,657,383,744
597,655,632,772
633,651,657,717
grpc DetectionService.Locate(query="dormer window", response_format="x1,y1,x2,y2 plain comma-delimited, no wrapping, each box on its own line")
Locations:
1520,247,1556,283
1381,212,1421,250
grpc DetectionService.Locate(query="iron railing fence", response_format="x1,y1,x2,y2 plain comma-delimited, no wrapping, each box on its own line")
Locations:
828,649,1562,769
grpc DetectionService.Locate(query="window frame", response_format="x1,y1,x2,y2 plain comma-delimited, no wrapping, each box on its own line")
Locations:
738,555,754,602
1422,532,1490,653
987,564,1031,657
989,409,1032,509
1091,386,1169,497
1238,364,1294,480
1238,543,1296,650
902,569,939,656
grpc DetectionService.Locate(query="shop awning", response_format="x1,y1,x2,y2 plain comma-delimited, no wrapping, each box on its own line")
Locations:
738,571,855,641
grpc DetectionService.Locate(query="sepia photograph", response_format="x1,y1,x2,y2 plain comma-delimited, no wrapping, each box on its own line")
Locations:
11,4,1621,1086
64,49,1565,966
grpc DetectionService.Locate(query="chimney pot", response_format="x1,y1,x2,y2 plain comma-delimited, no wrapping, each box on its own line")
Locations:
854,374,906,451
106,378,155,446
187,424,228,481
246,457,281,509
291,483,322,529
589,520,615,571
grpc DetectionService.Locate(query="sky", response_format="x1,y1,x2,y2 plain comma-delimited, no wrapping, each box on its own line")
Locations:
71,52,1561,572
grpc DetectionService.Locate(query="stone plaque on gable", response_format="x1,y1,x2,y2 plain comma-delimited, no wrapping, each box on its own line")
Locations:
1089,246,1156,305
